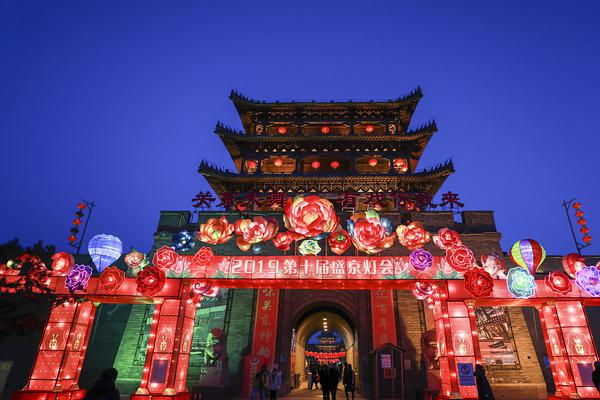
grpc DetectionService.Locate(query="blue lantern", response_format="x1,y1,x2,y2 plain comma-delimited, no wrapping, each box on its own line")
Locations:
88,234,123,272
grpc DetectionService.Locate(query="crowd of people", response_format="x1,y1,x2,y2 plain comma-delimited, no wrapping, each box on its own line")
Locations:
308,361,355,400
250,364,282,400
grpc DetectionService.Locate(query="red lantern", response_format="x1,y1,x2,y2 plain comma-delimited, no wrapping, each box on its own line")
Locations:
77,202,87,210
72,219,81,226
277,126,287,134
583,235,592,243
274,158,284,167
321,126,330,134
311,161,321,169
573,202,582,209
68,235,77,242
580,226,590,234
330,160,340,169
368,158,378,167
247,160,257,169
365,125,374,133
575,210,584,218
577,218,587,226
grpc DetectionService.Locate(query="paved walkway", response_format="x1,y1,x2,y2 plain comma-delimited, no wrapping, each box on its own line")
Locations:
280,382,360,399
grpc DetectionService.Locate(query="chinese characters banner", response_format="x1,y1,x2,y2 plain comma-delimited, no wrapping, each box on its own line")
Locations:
370,290,397,349
251,288,280,365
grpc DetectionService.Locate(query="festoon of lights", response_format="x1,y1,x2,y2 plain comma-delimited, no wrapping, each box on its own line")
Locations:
67,200,95,254
562,198,592,255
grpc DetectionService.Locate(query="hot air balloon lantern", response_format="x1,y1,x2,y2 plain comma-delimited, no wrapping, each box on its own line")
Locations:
88,234,123,273
509,239,546,275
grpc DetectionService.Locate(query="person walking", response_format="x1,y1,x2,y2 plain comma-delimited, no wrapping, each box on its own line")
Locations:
342,363,355,400
328,363,341,400
319,363,331,400
267,365,282,400
592,361,600,392
83,368,120,400
250,365,268,400
475,364,495,400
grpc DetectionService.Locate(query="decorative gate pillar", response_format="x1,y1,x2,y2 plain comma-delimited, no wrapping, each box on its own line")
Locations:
133,284,196,400
537,300,599,399
433,290,480,399
13,301,96,400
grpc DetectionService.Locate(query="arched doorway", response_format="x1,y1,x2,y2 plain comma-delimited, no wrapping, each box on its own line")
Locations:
290,307,358,392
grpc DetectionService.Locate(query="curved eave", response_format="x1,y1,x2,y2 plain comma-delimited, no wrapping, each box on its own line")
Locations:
229,88,423,113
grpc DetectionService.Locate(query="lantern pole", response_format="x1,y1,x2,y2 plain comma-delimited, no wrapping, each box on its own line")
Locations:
562,198,590,255
76,199,96,254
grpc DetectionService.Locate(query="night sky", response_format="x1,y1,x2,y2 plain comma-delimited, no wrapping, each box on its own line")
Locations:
1,1,599,256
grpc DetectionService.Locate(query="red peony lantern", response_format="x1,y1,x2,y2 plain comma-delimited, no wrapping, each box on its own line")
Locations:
273,232,294,251
68,235,77,242
311,161,321,169
328,229,352,255
368,158,378,167
433,227,462,250
397,222,430,250
464,268,494,298
445,244,476,273
365,125,374,133
274,158,284,167
544,271,572,295
98,266,126,292
278,126,287,134
330,160,340,169
135,266,166,296
321,126,330,134
152,246,179,270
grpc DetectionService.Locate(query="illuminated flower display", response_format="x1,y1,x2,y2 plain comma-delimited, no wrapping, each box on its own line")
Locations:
575,266,600,297
172,231,195,252
412,282,438,300
506,267,536,298
562,253,586,278
98,266,125,292
283,195,339,238
445,244,475,273
124,250,149,274
347,211,396,254
544,271,572,295
480,253,505,277
273,232,294,251
197,216,235,245
27,266,49,286
51,252,74,276
397,222,430,250
191,247,214,266
432,228,461,250
234,217,279,251
328,229,352,255
409,249,434,271
135,266,166,296
298,239,321,256
65,264,93,293
464,268,494,298
152,246,178,270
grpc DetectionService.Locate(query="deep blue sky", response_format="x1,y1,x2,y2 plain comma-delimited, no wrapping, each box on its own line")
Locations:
1,1,599,255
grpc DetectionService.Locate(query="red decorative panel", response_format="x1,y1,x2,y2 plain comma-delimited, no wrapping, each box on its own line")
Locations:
370,290,397,348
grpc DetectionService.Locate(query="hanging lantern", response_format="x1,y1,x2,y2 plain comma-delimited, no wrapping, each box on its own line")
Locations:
573,202,582,209
368,158,378,167
88,234,123,273
581,226,590,234
278,126,287,134
68,235,77,243
77,202,87,210
509,239,546,275
577,219,587,226
575,210,584,218
365,125,374,133
247,160,257,169
583,235,593,243
274,158,284,167
311,160,321,169
321,126,330,134
330,160,340,169
72,218,81,226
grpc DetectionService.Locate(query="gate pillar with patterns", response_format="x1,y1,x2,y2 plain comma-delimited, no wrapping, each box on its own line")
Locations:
12,301,96,400
132,283,197,400
432,287,480,400
537,300,599,399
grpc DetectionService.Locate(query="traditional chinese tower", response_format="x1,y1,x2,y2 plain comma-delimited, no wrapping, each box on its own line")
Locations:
199,88,454,212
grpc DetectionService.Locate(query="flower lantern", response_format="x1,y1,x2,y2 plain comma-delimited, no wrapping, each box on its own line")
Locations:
135,266,166,296
299,240,321,256
412,282,437,300
278,126,287,134
544,271,572,295
397,222,430,250
283,195,339,239
172,231,195,252
506,267,536,298
65,264,93,293
311,160,321,169
509,239,546,275
192,247,214,266
393,158,408,172
98,266,125,292
274,158,284,167
197,216,235,245
247,160,258,170
51,252,74,276
365,125,374,133
561,253,586,278
480,253,505,277
432,227,461,250
330,160,340,169
445,244,475,273
368,158,378,167
328,229,352,255
234,217,279,251
321,126,330,134
273,232,294,251
575,266,600,297
409,249,434,271
347,210,396,254
124,250,149,276
88,234,123,273
464,268,494,298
